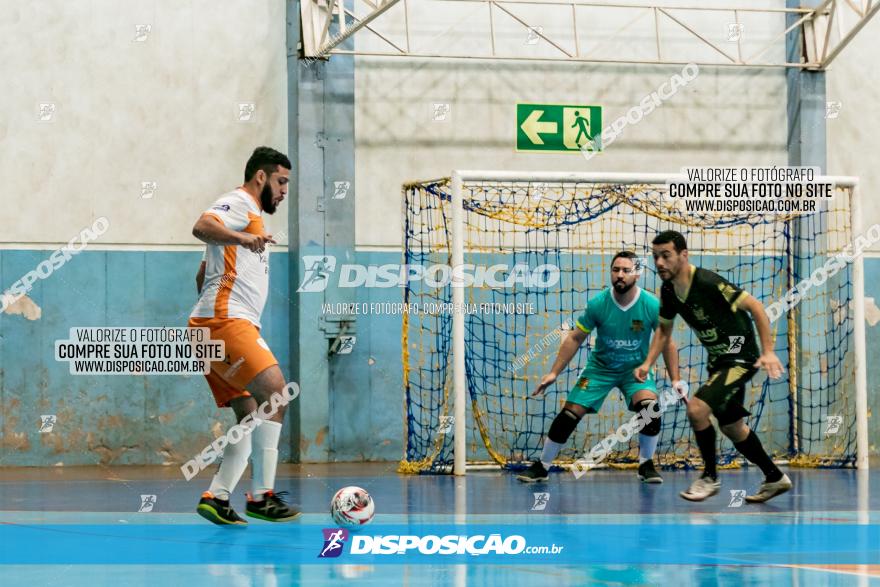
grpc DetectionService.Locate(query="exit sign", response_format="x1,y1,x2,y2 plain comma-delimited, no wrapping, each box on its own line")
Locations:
516,103,602,153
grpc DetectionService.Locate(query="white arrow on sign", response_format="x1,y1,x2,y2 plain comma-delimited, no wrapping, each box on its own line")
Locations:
520,110,558,145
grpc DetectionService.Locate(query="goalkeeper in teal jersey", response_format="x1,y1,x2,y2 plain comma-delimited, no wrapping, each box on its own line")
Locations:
517,251,685,484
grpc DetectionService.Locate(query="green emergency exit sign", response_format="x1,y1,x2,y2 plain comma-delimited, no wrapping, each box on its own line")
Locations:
516,103,602,153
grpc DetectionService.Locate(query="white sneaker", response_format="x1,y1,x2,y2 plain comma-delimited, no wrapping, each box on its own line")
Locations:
745,474,792,503
680,475,721,502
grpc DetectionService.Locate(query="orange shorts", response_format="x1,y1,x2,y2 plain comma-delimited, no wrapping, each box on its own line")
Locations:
188,317,279,408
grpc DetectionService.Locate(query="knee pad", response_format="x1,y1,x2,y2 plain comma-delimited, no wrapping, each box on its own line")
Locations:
635,399,661,436
547,408,582,444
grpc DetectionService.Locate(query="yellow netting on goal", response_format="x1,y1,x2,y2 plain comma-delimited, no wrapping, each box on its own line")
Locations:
399,178,857,473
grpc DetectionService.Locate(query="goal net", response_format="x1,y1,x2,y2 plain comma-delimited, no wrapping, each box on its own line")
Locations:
398,172,865,474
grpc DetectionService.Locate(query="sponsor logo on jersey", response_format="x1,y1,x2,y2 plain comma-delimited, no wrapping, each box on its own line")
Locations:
696,327,718,343
604,338,642,351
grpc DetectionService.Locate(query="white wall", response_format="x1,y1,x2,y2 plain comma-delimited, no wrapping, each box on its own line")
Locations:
4,0,876,249
827,13,880,247
0,0,289,246
354,0,794,248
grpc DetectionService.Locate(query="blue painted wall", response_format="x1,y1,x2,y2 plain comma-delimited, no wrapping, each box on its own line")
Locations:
0,250,290,466
0,249,877,465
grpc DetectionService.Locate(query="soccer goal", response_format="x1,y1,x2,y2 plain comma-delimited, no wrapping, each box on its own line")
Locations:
398,171,868,475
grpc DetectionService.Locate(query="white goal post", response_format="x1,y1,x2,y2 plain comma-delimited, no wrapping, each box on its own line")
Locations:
446,170,866,475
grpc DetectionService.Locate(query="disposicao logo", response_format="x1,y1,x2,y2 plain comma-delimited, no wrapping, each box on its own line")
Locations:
297,255,560,292
318,528,348,558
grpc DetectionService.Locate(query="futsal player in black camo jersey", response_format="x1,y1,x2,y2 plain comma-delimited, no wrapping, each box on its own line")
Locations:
634,230,793,503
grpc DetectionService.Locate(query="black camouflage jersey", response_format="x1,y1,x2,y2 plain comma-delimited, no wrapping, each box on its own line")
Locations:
659,265,760,371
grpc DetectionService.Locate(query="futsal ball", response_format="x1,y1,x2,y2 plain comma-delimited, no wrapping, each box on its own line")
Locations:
330,486,375,526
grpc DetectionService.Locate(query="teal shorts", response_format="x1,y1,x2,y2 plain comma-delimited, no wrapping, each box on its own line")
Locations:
567,363,657,413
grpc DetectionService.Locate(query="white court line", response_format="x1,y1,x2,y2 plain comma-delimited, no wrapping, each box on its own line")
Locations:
2,510,878,524
779,564,879,579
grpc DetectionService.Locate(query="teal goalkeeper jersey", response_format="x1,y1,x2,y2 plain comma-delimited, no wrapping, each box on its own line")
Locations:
575,287,660,371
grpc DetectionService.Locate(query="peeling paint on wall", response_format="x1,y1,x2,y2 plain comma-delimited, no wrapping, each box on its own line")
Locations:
300,435,311,455
1,295,41,320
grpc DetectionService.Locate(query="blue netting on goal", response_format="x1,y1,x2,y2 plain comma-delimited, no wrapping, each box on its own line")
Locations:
400,179,857,473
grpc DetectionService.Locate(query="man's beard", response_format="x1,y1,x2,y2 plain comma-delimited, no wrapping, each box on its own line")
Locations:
613,280,635,293
260,183,277,214
658,263,680,282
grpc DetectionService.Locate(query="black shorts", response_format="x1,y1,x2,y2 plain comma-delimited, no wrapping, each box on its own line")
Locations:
695,365,759,426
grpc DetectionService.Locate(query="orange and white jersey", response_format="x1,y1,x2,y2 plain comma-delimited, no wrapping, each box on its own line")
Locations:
190,189,271,328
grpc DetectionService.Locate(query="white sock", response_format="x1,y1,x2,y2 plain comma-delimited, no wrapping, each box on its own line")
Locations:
207,433,252,500
251,420,282,498
540,438,563,469
639,433,660,464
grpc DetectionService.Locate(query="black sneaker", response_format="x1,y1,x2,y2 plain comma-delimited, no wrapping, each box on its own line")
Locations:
196,491,247,526
516,461,549,483
637,459,663,484
245,490,302,522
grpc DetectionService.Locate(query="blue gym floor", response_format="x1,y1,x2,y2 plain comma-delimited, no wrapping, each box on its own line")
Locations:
1,464,878,586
